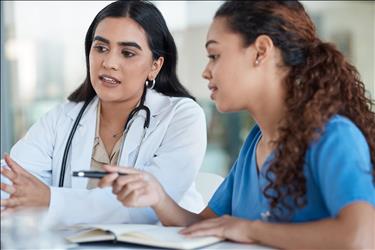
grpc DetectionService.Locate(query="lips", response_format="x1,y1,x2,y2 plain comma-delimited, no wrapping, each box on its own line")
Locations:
208,84,218,92
208,84,218,99
99,74,121,85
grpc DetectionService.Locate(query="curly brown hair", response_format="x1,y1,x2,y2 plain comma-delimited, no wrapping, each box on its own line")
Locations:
216,1,375,216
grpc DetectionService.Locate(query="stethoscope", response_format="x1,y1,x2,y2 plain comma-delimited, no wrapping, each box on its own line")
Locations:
58,87,151,187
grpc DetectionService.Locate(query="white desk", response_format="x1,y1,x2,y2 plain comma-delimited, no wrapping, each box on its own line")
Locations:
70,241,274,250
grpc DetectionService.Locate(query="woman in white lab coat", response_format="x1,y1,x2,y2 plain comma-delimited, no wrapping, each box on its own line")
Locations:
0,1,206,226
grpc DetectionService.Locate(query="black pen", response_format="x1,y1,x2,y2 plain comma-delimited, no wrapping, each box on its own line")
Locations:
72,170,127,179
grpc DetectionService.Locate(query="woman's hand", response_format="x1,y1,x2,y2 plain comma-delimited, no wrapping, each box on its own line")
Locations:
0,154,51,215
98,165,166,209
180,215,256,244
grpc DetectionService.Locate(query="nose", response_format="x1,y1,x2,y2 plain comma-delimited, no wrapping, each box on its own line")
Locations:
102,52,119,71
202,64,212,80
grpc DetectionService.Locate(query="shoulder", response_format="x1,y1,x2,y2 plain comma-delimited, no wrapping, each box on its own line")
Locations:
45,100,85,120
307,115,371,170
33,100,72,122
166,96,206,129
170,96,204,115
324,115,364,135
148,89,201,110
150,90,205,119
34,99,93,130
312,115,369,152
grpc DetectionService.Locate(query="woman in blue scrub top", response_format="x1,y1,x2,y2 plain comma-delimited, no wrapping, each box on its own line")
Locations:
99,1,375,248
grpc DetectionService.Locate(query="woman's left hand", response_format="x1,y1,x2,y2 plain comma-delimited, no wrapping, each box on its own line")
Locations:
180,215,256,244
0,154,50,215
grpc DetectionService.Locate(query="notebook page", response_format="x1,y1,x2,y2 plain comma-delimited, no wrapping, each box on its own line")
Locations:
83,224,160,236
124,226,222,249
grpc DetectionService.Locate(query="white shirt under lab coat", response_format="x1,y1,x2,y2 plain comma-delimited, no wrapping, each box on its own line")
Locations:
10,89,207,226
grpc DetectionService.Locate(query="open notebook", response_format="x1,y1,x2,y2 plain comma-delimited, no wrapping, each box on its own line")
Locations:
66,224,223,250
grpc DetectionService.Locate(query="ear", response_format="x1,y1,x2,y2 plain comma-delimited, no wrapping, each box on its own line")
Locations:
253,35,274,66
148,56,164,80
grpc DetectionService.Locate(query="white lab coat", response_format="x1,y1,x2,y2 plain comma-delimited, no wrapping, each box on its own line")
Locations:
10,89,207,226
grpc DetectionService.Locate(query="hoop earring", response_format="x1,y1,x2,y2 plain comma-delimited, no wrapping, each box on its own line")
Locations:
145,79,156,89
148,79,156,89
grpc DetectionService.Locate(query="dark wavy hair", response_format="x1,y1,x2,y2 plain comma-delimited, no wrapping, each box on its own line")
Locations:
216,1,375,216
68,0,194,102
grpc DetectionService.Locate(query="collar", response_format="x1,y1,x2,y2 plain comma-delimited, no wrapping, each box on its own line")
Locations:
65,89,171,125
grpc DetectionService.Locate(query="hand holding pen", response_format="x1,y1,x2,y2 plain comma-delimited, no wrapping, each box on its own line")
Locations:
97,165,167,208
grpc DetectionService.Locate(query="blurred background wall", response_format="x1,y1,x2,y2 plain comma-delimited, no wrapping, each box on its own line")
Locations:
1,1,374,176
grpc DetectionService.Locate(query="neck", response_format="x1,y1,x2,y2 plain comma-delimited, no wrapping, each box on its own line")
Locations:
100,93,143,127
248,76,287,147
254,110,283,148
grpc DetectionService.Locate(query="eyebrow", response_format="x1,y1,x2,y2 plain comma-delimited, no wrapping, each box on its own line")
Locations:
93,35,142,50
205,40,219,48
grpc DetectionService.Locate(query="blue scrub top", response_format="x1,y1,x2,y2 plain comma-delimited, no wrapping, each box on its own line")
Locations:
208,115,375,222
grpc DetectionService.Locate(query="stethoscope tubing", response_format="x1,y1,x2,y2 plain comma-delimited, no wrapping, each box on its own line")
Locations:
58,101,89,187
58,88,150,187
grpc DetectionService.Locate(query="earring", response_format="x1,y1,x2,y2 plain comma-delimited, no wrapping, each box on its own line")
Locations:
145,79,156,89
255,59,260,65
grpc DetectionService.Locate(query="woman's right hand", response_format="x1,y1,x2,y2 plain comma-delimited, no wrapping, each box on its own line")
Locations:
98,165,166,209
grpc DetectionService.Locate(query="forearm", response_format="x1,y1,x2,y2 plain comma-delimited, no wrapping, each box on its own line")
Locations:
250,216,374,249
152,193,203,226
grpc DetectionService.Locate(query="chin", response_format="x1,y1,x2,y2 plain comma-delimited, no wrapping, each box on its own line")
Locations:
96,93,121,103
215,102,230,113
215,101,242,113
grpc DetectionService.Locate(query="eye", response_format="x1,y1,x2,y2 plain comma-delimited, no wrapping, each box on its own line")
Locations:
122,50,135,58
93,45,108,53
208,54,219,61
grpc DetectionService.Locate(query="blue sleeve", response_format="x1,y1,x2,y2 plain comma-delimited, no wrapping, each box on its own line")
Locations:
308,117,375,217
208,159,237,216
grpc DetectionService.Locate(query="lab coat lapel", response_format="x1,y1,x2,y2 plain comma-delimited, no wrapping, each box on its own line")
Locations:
118,90,169,166
68,98,98,188
119,116,145,166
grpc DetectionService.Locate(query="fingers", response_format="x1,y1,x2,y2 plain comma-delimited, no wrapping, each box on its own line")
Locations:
184,227,222,238
101,165,120,173
0,167,17,182
113,174,144,194
113,174,143,191
102,165,141,175
98,173,118,188
1,207,17,217
117,185,150,207
4,155,26,175
116,181,146,202
0,182,16,194
99,166,145,189
1,197,22,208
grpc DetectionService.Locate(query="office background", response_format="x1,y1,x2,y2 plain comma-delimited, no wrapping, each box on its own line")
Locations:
1,1,374,176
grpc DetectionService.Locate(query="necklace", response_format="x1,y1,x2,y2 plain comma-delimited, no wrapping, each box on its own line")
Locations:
101,121,123,138
107,129,123,138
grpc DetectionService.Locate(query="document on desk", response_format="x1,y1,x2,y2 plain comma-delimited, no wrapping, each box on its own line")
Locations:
66,224,223,250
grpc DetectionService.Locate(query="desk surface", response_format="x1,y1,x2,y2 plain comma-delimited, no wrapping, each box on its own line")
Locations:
70,241,274,250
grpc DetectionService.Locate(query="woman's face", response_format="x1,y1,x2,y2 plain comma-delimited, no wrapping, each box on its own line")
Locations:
202,17,269,113
89,17,162,103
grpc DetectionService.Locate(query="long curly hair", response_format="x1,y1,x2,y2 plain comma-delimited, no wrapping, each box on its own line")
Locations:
216,1,375,216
